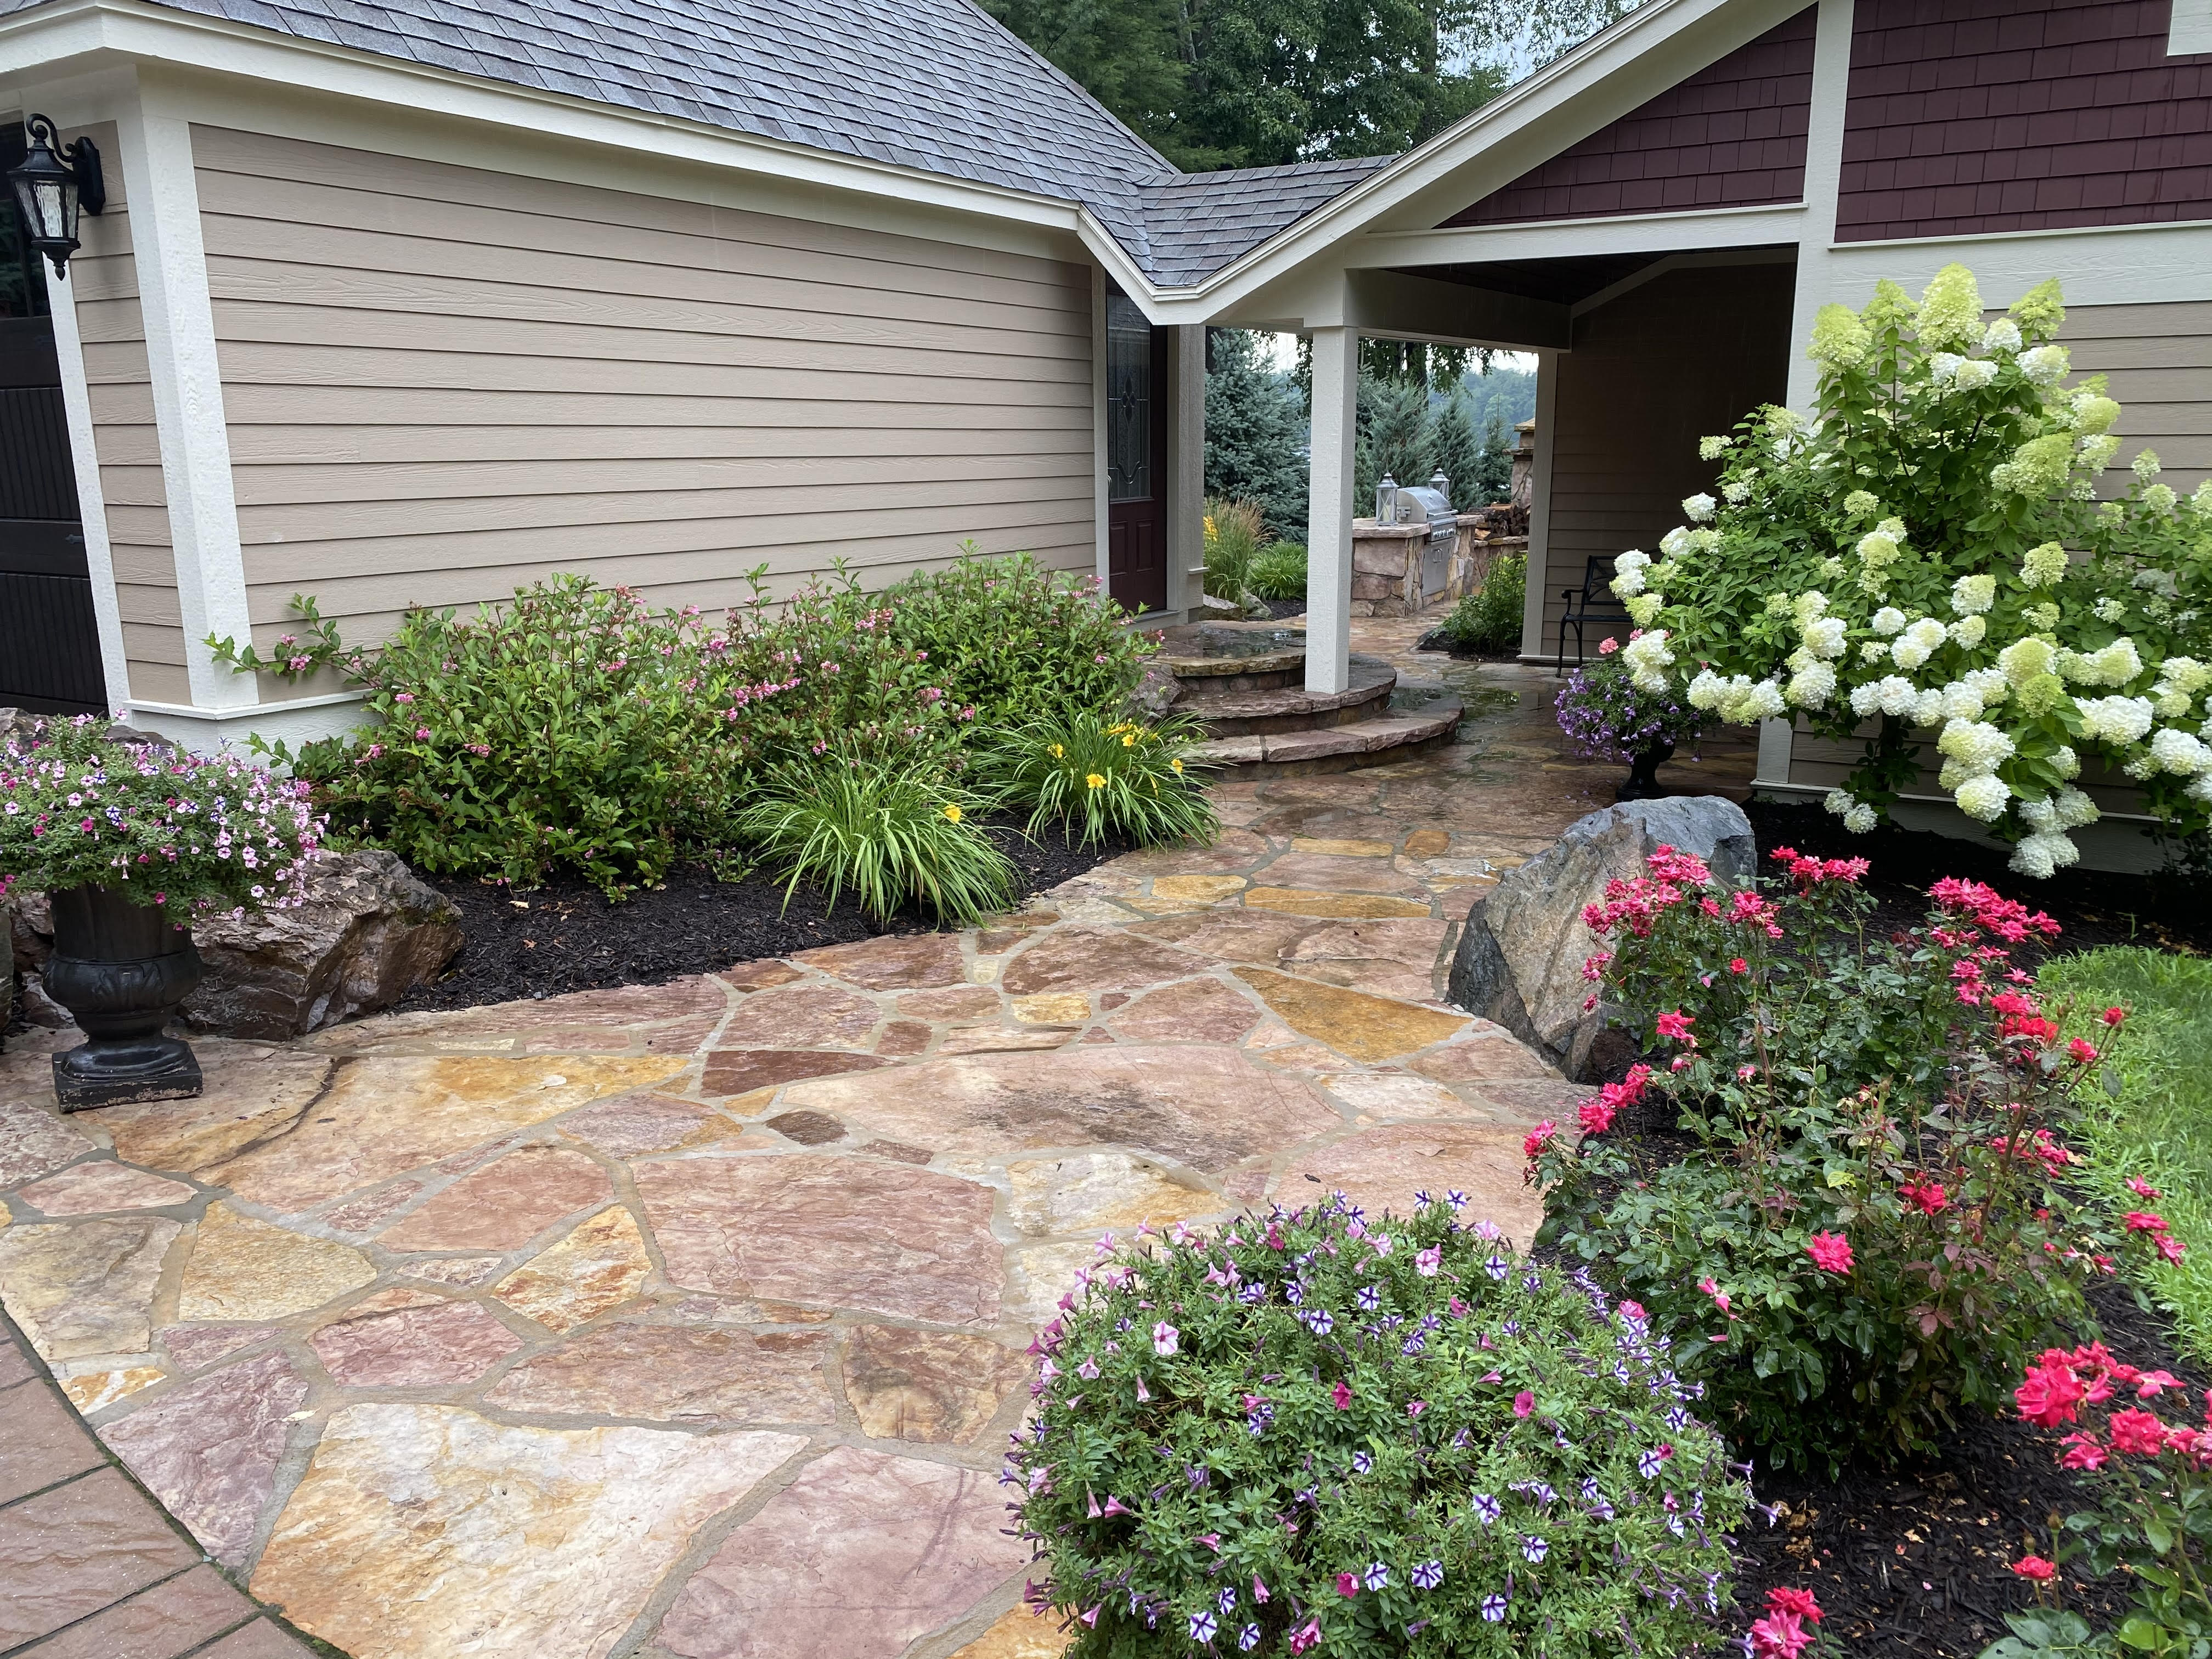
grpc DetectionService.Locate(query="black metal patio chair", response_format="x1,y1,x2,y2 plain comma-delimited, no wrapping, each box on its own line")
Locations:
1555,556,1632,673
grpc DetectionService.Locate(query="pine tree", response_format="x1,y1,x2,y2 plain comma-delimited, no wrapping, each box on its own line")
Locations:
1430,390,1481,507
1204,329,1310,539
1471,405,1514,504
1355,370,1434,514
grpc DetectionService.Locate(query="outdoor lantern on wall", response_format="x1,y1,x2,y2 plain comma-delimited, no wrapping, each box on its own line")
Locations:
9,114,105,279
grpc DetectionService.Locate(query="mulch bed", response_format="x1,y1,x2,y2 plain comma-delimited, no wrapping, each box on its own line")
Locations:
1725,1277,2205,1657
1740,798,2212,960
397,819,1131,1012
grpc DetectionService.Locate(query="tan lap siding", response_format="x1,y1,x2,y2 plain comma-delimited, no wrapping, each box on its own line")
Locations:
2063,301,2212,500
190,126,1097,666
67,122,189,706
1536,261,1796,661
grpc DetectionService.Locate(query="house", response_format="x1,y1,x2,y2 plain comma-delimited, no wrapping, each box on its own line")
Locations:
0,0,2205,794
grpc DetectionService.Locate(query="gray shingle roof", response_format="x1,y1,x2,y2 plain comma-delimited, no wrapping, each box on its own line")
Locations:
8,0,1383,285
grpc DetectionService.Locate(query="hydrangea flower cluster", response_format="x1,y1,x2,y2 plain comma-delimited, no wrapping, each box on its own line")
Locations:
1007,1194,1750,1656
1610,263,2212,876
1,714,322,913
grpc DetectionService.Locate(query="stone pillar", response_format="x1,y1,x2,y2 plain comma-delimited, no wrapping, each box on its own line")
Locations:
1305,325,1358,696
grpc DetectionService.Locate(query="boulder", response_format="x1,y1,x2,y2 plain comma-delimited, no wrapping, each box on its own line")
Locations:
1447,796,1755,1078
182,850,462,1038
1127,659,1183,722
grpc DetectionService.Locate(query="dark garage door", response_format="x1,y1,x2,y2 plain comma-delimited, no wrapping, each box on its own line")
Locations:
0,121,104,716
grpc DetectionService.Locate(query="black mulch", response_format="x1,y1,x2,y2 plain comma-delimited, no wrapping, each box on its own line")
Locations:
1740,798,2212,961
1724,1278,2205,1657
397,819,1132,1012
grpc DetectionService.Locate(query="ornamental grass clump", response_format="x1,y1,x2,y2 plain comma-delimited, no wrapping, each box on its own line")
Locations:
1536,844,2183,1473
0,715,322,913
1611,262,2212,876
984,710,1218,848
732,752,1013,926
1007,1193,1752,1656
1553,637,1706,764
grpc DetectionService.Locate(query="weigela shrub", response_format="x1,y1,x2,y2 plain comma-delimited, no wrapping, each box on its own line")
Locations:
882,548,1157,726
1006,1193,1751,1657
0,715,321,913
1536,846,2177,1471
1985,1344,2212,1659
214,577,797,895
1611,263,2212,874
1554,639,1706,764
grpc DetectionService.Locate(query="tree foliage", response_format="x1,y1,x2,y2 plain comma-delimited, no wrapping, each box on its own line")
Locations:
980,0,1643,169
1205,328,1310,538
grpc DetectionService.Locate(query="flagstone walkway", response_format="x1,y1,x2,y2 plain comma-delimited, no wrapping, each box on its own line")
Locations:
0,632,1755,1659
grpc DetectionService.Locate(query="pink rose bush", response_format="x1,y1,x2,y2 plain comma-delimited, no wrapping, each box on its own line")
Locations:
1530,845,2179,1472
1007,1193,1749,1656
1998,1345,2212,1658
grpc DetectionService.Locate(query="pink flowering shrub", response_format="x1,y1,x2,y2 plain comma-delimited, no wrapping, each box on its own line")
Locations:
1983,1346,2212,1659
1007,1193,1750,1657
1533,847,2181,1472
0,715,321,913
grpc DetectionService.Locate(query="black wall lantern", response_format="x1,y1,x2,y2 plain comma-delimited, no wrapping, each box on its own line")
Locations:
9,114,105,279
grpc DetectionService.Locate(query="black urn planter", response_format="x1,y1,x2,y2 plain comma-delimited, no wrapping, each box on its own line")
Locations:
44,885,204,1111
1615,741,1674,802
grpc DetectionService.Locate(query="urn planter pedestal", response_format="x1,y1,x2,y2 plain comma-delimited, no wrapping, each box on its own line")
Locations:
44,884,204,1110
1615,741,1675,802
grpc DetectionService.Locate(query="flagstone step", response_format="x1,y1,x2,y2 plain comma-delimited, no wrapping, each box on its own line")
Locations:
1175,656,1397,736
1189,689,1464,777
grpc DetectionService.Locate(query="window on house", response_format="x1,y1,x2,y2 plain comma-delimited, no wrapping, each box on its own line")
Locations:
1106,294,1152,503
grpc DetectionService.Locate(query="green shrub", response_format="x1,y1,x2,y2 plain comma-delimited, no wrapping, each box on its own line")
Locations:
733,753,1014,926
880,547,1155,726
1007,1192,1752,1656
213,577,775,895
1437,552,1525,652
1250,540,1308,601
1535,847,2169,1472
1204,495,1268,601
2041,947,2212,1365
983,710,1218,847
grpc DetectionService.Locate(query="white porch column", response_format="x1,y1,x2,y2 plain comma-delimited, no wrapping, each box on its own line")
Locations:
1166,323,1206,620
114,93,257,718
1305,324,1358,696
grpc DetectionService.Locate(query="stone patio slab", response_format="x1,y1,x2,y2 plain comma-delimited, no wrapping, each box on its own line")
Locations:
251,1404,804,1659
179,1206,375,1323
487,1323,836,1424
1232,968,1466,1062
487,1205,653,1331
99,1352,308,1566
376,1147,611,1251
0,1218,179,1361
655,1444,1024,1659
18,1163,197,1216
840,1325,1031,1442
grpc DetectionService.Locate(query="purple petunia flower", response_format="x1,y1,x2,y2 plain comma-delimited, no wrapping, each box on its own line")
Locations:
1472,1492,1503,1525
1638,1448,1665,1479
1217,1587,1237,1615
1188,1609,1218,1641
1352,1451,1373,1474
1484,1254,1510,1281
1364,1563,1389,1591
1481,1593,1510,1622
1411,1560,1444,1590
1302,1308,1334,1336
1522,1536,1548,1564
1356,1285,1381,1312
1239,1624,1261,1652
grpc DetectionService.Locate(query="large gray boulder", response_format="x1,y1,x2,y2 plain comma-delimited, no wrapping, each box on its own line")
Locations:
183,849,462,1038
1448,797,1755,1078
12,850,462,1041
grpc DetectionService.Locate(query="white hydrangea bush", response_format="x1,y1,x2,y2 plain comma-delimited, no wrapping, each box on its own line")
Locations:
1613,263,2212,877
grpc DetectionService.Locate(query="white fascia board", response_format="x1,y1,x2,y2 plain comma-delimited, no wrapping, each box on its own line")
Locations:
1349,201,1809,270
1820,221,2212,309
0,0,1111,267
1147,0,1805,323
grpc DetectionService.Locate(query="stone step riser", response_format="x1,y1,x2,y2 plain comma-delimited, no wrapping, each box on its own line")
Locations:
1187,680,1395,736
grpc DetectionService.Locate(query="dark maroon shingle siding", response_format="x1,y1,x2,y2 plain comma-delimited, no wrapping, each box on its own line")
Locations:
1837,0,2212,240
1443,6,1819,226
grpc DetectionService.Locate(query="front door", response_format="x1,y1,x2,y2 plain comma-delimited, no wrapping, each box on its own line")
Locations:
1105,292,1167,616
0,121,102,715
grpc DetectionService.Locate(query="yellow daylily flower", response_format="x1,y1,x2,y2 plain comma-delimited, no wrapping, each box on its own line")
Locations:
1086,772,1107,789
1048,743,1064,758
1170,758,1183,774
942,804,962,823
1121,733,1135,747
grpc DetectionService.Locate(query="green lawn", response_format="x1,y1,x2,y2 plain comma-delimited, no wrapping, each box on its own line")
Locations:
2041,947,2212,1366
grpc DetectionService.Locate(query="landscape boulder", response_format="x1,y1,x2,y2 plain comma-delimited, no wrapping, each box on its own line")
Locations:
1447,796,1755,1079
10,850,462,1041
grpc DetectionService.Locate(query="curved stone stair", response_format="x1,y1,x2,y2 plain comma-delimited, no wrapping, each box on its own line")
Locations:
1178,656,1463,777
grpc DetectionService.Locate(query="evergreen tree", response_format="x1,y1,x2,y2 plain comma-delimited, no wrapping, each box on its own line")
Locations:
1204,329,1310,538
1471,404,1514,504
1355,370,1435,514
1430,390,1481,507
